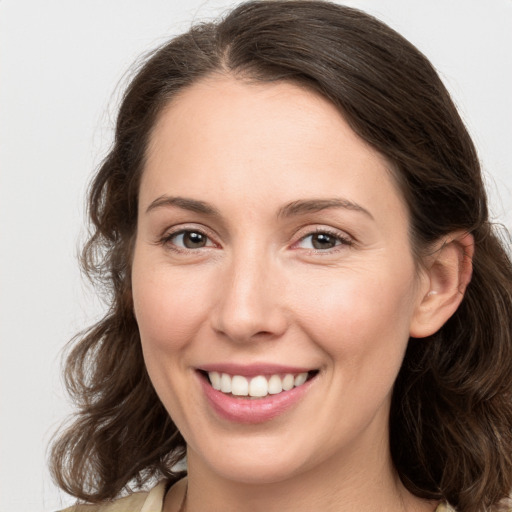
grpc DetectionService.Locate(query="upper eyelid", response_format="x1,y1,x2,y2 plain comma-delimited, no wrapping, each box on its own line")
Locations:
293,225,353,241
290,226,355,253
160,228,218,254
294,232,351,248
159,225,219,247
299,230,349,242
159,223,353,247
161,223,215,238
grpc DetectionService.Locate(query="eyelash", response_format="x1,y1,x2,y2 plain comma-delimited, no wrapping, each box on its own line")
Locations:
294,228,353,253
159,228,216,253
159,226,353,254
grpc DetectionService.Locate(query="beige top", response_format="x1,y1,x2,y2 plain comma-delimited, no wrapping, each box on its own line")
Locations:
59,480,457,512
59,481,168,512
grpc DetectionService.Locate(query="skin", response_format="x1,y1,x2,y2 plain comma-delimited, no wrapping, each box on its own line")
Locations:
131,76,471,511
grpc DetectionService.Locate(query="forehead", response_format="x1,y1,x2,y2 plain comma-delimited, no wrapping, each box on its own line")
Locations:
141,75,407,225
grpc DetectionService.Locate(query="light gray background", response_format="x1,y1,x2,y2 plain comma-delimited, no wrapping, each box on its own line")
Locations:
1,1,511,510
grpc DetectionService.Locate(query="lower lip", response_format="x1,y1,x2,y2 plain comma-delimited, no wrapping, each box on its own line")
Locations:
199,373,316,424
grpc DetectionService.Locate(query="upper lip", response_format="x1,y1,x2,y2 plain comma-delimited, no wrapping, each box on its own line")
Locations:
197,363,314,377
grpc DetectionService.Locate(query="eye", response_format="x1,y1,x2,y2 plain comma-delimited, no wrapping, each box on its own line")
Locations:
296,230,351,250
164,230,214,249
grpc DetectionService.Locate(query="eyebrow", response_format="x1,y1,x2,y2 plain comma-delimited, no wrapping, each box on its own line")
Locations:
146,195,220,216
145,195,373,220
277,198,374,220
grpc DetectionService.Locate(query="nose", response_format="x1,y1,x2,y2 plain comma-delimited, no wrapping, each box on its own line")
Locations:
210,249,289,343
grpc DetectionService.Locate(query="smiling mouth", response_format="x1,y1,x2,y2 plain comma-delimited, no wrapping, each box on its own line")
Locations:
200,370,319,398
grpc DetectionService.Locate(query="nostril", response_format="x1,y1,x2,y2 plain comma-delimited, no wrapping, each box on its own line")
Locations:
209,278,289,343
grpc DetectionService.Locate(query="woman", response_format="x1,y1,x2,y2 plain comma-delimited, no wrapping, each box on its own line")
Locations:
51,1,512,511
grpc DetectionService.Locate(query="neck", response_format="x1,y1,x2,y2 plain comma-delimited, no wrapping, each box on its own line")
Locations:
179,439,437,512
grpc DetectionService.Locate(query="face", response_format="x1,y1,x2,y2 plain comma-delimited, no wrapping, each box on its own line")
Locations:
132,76,428,485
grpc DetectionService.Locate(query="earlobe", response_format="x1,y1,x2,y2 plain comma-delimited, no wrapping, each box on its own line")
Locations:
409,232,474,338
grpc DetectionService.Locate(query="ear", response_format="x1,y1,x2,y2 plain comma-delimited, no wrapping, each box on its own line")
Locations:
409,232,474,338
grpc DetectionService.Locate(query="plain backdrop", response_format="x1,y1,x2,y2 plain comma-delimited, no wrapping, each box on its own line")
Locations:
1,1,511,510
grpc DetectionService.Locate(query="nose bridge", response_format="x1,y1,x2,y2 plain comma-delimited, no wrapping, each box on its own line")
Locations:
212,241,287,342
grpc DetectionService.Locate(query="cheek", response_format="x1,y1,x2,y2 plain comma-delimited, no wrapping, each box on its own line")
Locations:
131,253,214,422
292,264,418,365
131,257,212,352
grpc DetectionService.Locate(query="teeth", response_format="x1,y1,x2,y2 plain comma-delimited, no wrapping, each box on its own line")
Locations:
220,373,232,393
294,372,308,386
249,375,268,397
231,375,249,396
207,371,310,398
209,371,221,390
282,374,295,391
268,374,283,395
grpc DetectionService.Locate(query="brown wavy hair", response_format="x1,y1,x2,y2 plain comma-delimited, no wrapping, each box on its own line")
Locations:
50,1,512,510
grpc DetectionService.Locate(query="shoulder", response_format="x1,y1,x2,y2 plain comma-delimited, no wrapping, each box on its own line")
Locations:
436,502,512,512
436,504,456,512
57,481,168,512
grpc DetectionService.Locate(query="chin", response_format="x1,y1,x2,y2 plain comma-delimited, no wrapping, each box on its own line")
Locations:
188,434,314,485
207,456,307,485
